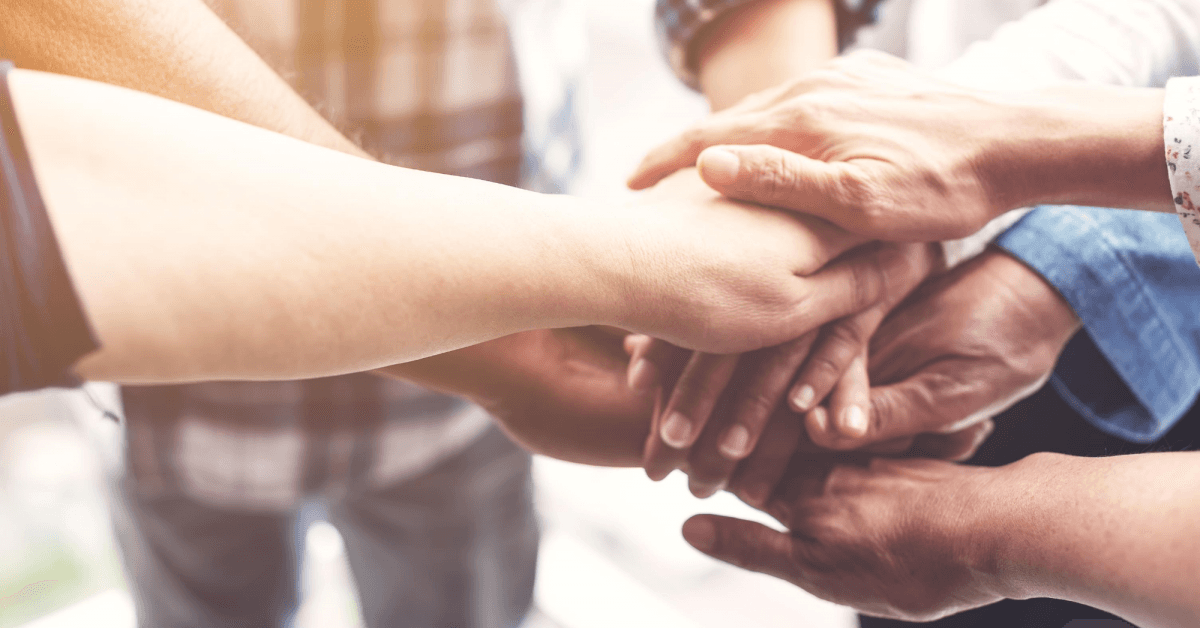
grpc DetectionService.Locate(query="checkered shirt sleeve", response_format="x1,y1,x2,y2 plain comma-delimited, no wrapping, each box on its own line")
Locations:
656,0,885,89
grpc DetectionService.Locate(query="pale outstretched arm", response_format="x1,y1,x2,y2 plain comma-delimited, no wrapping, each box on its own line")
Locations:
15,68,620,383
0,0,363,155
11,69,883,385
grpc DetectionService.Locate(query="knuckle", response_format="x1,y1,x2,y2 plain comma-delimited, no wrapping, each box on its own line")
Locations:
750,150,800,206
825,320,868,354
848,249,888,310
869,392,898,430
838,174,896,235
806,352,845,388
739,390,778,423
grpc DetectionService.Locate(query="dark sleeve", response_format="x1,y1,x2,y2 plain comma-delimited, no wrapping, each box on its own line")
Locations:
0,61,99,395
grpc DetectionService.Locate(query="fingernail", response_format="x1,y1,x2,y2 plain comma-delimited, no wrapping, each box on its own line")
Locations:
792,384,816,411
719,424,751,459
682,518,716,552
661,412,693,449
841,405,868,438
810,406,829,434
627,358,658,392
699,148,739,186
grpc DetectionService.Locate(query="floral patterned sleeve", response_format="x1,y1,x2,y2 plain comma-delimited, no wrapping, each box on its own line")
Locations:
1163,76,1200,268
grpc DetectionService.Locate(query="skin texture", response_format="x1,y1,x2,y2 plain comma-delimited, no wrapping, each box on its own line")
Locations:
0,0,901,468
671,245,1077,505
0,0,657,465
380,328,654,467
846,248,1081,450
628,241,950,494
630,50,1174,240
19,69,900,379
693,0,837,111
632,5,964,495
633,0,881,491
682,451,1200,628
0,0,363,155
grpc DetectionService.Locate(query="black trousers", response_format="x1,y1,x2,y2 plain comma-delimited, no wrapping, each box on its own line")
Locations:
860,383,1200,628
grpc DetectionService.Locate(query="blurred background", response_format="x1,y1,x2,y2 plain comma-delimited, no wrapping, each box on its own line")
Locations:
0,1,855,626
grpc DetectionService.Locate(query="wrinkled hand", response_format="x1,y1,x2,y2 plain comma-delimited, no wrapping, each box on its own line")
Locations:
814,247,1082,452
681,456,1007,621
624,240,951,496
629,51,1044,240
384,326,654,467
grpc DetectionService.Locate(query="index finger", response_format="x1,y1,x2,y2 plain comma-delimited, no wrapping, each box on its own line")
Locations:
627,114,773,190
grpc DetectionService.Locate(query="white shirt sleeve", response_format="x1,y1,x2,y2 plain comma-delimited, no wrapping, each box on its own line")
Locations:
934,0,1200,267
942,0,1200,89
1163,76,1200,268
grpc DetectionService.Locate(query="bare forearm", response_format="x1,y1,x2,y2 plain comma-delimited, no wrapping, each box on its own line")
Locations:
971,452,1200,627
695,0,837,110
0,0,363,156
13,69,625,383
989,84,1173,215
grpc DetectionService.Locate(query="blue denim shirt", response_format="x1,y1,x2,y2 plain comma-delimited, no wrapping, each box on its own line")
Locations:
997,206,1200,443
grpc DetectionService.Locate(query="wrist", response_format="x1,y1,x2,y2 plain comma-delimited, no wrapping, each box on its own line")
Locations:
543,195,642,330
976,248,1082,341
989,85,1169,213
966,452,1085,601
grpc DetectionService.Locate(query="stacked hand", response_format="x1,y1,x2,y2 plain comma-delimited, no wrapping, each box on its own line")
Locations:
614,168,947,355
509,51,1100,621
625,247,1081,621
630,50,1170,240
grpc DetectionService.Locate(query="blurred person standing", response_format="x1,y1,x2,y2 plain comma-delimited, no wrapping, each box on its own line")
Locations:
112,1,582,626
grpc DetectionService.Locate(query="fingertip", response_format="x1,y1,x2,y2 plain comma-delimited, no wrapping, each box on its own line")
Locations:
698,147,740,188
839,405,869,439
645,466,673,482
790,384,816,412
682,516,717,553
689,478,726,500
807,406,829,440
626,171,653,190
718,424,752,460
661,412,695,449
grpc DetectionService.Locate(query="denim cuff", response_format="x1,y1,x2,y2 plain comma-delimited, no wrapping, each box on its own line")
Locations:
997,206,1200,442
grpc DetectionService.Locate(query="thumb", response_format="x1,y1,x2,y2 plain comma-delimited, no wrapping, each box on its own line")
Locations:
682,515,800,583
842,367,976,449
697,145,868,233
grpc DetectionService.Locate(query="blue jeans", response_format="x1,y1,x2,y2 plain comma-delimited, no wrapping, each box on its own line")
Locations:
108,425,538,628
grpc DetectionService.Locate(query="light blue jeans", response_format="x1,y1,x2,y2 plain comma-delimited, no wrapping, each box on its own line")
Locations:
108,425,538,628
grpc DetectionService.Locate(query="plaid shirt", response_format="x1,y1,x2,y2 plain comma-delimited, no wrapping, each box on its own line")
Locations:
122,0,584,511
656,0,885,88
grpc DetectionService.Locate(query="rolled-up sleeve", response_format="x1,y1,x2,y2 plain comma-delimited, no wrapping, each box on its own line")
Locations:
996,206,1200,442
656,0,884,89
0,62,98,396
